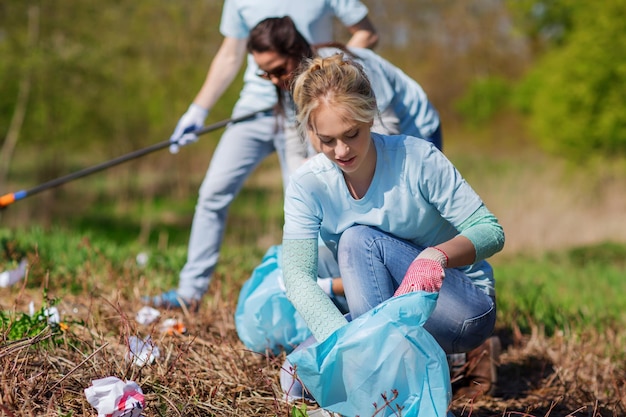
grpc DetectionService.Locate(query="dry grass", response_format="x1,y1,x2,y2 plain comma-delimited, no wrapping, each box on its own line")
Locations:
2,276,625,417
2,125,625,416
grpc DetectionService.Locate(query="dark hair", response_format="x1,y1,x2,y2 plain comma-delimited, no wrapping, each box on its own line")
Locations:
247,16,315,118
247,16,314,61
247,16,361,119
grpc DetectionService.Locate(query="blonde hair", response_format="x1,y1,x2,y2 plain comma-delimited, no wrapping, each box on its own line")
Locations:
291,53,378,139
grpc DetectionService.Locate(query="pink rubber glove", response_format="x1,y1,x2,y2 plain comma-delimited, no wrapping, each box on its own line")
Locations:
394,247,448,295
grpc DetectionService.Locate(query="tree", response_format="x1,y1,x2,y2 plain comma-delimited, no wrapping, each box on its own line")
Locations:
510,0,626,159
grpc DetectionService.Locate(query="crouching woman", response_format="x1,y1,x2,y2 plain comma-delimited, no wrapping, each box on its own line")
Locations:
281,53,505,402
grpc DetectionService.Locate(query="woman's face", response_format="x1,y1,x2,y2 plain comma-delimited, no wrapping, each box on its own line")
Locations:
252,50,298,90
308,104,375,176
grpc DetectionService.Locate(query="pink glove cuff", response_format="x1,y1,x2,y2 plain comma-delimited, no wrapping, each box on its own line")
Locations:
416,247,448,268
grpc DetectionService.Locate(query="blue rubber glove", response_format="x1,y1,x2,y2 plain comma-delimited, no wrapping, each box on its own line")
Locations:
169,103,209,154
316,277,334,297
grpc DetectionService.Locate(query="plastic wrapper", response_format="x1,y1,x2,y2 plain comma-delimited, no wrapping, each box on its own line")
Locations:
159,318,186,335
126,336,160,367
0,259,27,287
287,292,451,417
136,306,160,325
28,301,60,324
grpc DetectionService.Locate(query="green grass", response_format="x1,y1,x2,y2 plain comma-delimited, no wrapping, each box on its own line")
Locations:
2,137,625,339
493,242,626,334
2,225,625,337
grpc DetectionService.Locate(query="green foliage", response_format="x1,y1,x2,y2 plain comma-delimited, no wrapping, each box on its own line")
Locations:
0,1,224,164
0,296,62,343
510,0,626,160
506,0,581,49
494,241,626,335
454,76,512,127
291,404,308,417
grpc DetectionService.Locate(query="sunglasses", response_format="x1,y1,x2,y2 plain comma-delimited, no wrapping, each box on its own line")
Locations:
255,64,290,80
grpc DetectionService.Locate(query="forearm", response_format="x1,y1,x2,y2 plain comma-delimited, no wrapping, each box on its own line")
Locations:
193,37,247,110
428,205,505,268
345,17,379,49
283,238,348,341
433,235,476,268
458,204,505,261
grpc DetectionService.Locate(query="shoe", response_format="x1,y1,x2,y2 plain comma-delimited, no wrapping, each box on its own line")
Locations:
142,289,197,311
452,336,501,401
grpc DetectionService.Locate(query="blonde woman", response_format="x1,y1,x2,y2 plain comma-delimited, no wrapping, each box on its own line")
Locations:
281,53,505,403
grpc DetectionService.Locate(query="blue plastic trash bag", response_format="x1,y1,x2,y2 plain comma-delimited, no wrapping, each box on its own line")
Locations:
286,291,451,417
235,245,312,355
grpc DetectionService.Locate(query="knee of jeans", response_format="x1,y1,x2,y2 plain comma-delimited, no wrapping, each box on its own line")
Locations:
454,304,497,353
197,181,236,210
338,225,373,253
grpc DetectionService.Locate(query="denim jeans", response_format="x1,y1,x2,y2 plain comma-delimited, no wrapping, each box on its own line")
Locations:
177,113,288,300
281,225,495,409
338,225,496,354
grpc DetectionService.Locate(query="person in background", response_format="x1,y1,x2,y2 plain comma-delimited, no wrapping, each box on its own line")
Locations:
281,54,505,401
248,16,503,400
247,15,442,175
143,0,378,310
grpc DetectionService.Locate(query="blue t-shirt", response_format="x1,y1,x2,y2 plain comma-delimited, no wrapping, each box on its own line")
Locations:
284,133,495,283
317,47,441,138
284,134,480,247
282,133,501,340
219,0,369,114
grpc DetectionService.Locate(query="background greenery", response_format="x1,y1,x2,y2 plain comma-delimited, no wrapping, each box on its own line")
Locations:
1,0,625,334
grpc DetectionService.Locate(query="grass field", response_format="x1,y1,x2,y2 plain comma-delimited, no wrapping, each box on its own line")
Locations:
1,123,625,416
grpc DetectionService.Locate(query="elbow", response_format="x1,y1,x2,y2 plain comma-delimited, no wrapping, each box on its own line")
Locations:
348,16,380,49
496,224,506,253
363,31,379,49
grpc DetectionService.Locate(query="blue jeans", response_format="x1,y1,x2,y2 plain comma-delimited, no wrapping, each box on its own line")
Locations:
338,225,495,354
281,225,488,409
177,112,289,300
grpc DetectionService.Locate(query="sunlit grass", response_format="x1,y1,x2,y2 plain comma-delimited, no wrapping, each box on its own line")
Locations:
2,123,625,337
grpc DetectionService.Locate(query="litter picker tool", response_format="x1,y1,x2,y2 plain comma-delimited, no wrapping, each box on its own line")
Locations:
0,107,273,209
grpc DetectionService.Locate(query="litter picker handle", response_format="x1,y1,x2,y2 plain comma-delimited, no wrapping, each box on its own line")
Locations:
0,107,273,209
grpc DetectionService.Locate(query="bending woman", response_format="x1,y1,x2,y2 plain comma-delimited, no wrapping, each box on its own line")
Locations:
281,53,504,391
247,16,443,172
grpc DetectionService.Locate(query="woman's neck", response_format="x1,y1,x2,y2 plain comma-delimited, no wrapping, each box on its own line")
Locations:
343,138,376,199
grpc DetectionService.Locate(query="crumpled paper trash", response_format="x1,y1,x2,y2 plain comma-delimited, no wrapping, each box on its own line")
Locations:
84,376,145,417
126,336,160,367
28,301,60,324
135,306,160,325
0,259,28,287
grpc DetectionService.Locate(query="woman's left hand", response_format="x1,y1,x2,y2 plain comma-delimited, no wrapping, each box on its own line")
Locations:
394,247,448,295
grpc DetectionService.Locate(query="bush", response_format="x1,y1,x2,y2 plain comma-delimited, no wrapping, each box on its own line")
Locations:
454,76,512,127
513,0,626,160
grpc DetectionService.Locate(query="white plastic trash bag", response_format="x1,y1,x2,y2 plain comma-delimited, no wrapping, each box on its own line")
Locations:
286,292,452,417
84,376,145,417
235,245,311,355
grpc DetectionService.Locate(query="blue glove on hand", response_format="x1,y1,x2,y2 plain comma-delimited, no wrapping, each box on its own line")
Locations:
169,103,209,154
316,277,334,297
